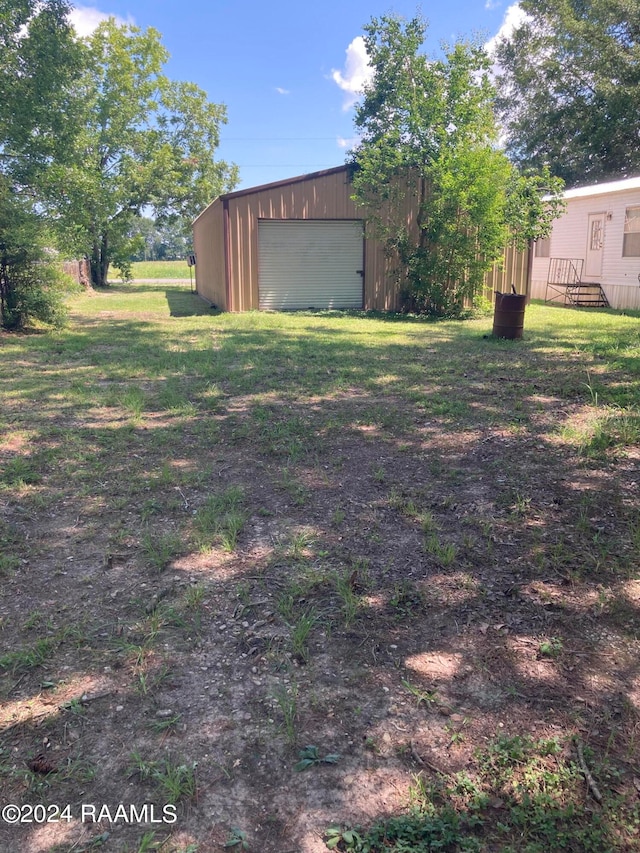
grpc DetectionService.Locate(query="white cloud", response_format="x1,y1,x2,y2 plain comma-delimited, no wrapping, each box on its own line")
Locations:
485,0,501,9
69,5,133,37
484,3,529,57
275,87,290,95
484,3,531,145
331,36,373,110
336,136,359,149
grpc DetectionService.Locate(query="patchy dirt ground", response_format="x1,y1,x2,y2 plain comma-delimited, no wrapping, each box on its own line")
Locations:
0,289,639,852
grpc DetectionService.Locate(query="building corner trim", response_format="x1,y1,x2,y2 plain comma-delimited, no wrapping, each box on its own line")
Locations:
223,198,232,312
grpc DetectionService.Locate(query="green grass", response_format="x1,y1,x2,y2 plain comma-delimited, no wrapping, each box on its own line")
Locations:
273,682,298,745
26,287,634,432
424,534,457,566
329,734,627,852
0,638,57,673
193,486,246,552
290,609,318,662
128,753,197,804
334,570,361,627
113,259,192,279
141,530,184,571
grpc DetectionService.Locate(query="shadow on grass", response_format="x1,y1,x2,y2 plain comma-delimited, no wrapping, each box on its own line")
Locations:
165,289,216,317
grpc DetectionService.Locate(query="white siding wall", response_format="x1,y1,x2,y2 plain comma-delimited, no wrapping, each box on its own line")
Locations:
532,187,640,308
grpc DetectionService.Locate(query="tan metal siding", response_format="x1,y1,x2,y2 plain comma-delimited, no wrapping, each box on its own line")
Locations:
484,244,531,297
364,236,403,311
362,179,421,311
193,199,226,309
195,166,531,313
227,170,365,311
224,169,412,312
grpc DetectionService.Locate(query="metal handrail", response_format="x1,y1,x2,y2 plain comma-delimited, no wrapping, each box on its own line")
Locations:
544,258,609,307
547,257,584,286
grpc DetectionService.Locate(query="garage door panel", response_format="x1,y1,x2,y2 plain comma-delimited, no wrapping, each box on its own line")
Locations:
258,221,363,311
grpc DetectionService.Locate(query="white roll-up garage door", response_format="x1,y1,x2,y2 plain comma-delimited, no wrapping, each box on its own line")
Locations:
258,220,364,311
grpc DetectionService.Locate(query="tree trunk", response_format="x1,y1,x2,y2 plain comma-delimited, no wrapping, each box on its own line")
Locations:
0,251,20,330
0,252,8,327
89,234,110,287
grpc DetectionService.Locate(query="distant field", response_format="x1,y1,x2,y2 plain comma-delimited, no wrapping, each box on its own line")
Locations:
113,259,192,279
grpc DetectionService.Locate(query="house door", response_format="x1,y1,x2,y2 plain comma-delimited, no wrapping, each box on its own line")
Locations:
585,213,605,278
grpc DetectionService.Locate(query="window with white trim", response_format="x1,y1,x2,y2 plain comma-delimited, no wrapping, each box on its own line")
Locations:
623,206,640,257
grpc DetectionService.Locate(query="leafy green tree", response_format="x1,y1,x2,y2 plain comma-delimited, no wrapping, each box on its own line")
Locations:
43,19,237,286
495,0,640,186
350,14,563,316
154,219,192,260
0,1,81,330
127,217,191,262
0,0,81,168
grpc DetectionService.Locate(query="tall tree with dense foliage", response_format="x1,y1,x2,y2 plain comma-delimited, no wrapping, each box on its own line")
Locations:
0,0,81,165
42,19,237,286
0,0,81,329
350,14,563,317
495,0,640,186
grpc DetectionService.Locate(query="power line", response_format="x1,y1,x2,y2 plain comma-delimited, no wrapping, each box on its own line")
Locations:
221,137,350,142
232,164,340,168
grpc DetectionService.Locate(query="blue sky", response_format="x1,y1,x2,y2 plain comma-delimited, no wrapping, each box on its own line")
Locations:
69,1,524,192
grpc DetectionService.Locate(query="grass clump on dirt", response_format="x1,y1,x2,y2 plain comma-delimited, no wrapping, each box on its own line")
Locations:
193,485,247,552
328,734,627,852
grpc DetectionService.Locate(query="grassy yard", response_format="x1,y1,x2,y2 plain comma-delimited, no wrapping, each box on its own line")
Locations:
113,260,192,280
1,282,639,852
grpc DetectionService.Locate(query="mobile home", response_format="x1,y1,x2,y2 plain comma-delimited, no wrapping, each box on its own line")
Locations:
531,176,640,310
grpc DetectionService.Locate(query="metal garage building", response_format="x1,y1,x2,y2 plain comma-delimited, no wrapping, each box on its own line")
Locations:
192,165,529,312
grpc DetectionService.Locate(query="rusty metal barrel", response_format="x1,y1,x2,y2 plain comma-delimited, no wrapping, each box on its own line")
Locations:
492,291,527,339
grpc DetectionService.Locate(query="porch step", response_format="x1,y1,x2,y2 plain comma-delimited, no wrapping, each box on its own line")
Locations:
565,282,609,308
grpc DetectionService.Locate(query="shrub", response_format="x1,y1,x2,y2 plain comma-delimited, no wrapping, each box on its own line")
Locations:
0,181,76,330
0,256,73,330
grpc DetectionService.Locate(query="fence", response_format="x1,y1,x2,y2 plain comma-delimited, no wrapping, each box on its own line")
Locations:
62,259,91,287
